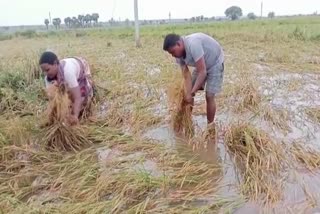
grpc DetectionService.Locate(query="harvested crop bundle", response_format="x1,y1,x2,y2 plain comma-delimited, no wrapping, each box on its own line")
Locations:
42,84,91,151
225,122,287,202
167,78,194,138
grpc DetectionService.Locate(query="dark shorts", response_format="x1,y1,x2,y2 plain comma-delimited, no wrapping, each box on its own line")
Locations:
192,62,224,94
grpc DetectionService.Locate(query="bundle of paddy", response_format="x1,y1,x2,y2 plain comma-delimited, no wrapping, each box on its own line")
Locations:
41,84,91,152
225,122,287,203
236,81,261,112
291,142,320,170
167,78,194,138
224,77,261,112
262,104,290,132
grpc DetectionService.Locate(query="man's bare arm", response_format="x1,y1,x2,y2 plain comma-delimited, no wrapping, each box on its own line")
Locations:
69,86,82,118
191,56,206,94
181,64,192,96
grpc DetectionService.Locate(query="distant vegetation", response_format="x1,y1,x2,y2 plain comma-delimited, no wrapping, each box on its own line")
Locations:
225,6,243,20
45,13,100,29
268,12,276,19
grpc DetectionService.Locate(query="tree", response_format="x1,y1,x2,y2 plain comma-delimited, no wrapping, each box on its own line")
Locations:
268,12,275,18
125,18,130,26
247,12,257,20
109,18,115,26
71,17,80,28
64,17,71,28
44,19,49,30
84,14,92,27
225,6,243,20
78,15,84,27
91,13,99,25
52,18,61,29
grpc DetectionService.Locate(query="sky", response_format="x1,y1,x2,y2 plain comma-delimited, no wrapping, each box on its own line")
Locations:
0,0,319,26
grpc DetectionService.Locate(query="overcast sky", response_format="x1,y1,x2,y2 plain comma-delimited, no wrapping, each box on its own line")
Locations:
0,0,319,26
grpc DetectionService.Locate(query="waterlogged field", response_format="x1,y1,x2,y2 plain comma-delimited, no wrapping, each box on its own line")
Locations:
0,16,320,213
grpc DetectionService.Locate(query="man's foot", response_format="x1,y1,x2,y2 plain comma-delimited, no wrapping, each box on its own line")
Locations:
205,122,216,140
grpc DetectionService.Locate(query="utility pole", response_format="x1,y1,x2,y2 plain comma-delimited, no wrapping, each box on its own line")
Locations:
261,2,263,18
49,12,52,24
134,0,141,47
169,12,171,23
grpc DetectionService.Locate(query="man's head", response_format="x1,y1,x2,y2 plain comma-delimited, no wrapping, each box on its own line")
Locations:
39,51,59,79
163,33,185,58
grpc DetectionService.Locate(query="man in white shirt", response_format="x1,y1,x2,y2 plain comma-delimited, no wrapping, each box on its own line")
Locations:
39,51,93,125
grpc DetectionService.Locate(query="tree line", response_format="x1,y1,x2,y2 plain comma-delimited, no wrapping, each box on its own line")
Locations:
43,6,277,30
44,13,100,30
225,6,275,20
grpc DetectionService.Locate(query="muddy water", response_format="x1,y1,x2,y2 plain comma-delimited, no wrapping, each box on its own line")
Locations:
143,112,320,213
144,114,228,165
258,72,320,145
102,69,320,212
144,114,242,208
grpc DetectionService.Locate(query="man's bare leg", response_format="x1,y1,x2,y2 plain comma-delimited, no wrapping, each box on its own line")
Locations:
205,92,216,124
205,92,217,139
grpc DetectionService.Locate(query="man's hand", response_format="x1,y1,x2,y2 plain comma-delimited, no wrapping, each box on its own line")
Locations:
184,93,194,104
68,114,79,126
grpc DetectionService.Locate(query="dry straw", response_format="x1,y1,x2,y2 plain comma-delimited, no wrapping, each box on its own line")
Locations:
225,122,287,203
167,77,194,138
41,84,91,152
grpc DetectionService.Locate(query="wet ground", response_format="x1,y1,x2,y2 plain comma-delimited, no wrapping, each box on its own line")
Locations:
139,68,320,213
142,115,320,213
93,66,320,213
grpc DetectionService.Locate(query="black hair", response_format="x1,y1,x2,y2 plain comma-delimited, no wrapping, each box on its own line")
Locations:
39,51,59,65
163,33,181,51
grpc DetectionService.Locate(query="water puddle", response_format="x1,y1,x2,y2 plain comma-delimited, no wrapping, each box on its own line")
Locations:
141,70,320,211
143,125,175,146
144,111,320,212
133,159,162,178
97,147,157,176
96,147,122,173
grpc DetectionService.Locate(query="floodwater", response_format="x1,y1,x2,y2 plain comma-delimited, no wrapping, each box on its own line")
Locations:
98,69,320,213
143,111,320,213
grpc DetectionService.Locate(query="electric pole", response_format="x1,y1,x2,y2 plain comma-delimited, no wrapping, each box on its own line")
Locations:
134,0,141,47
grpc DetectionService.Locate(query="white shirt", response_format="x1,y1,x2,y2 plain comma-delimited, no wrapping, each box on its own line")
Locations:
45,58,82,89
